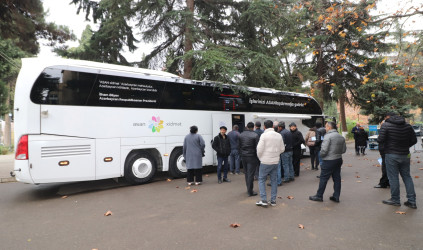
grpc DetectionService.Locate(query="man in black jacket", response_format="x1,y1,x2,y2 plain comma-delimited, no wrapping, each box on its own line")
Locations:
377,114,417,209
239,122,260,196
374,112,396,189
212,126,232,184
289,122,305,177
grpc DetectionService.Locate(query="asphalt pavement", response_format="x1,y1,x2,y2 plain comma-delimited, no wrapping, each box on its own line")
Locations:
0,144,422,249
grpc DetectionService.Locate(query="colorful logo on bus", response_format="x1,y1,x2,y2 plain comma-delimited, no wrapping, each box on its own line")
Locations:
148,116,164,133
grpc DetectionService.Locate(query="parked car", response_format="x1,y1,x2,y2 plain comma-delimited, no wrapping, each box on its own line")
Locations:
412,125,421,136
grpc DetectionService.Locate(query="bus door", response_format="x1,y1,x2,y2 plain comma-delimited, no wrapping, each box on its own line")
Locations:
232,114,245,133
95,138,121,180
211,114,232,165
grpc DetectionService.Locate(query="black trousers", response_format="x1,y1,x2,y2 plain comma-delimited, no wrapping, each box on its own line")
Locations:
378,154,390,186
242,156,258,195
316,158,343,199
293,148,302,176
187,168,202,183
354,141,360,154
309,146,319,169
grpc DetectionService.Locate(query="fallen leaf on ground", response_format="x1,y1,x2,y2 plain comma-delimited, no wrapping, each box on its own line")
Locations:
300,163,304,166
341,179,345,182
205,174,209,177
415,176,420,179
419,168,423,170
104,210,113,216
190,189,198,193
167,179,172,182
298,224,305,229
27,239,31,242
61,196,68,199
287,196,294,199
175,186,179,188
185,186,191,190
417,161,421,163
230,223,241,228
347,164,352,167
277,196,283,199
395,211,406,215
356,181,362,183
356,176,360,178
273,237,278,240
305,167,310,170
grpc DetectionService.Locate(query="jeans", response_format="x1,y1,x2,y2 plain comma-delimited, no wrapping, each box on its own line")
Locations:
258,163,278,202
229,149,241,173
242,156,258,195
217,156,229,180
385,154,416,203
316,150,322,167
282,151,294,181
316,158,343,199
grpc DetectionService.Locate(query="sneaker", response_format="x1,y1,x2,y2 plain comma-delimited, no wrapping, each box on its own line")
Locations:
382,199,401,206
256,200,268,207
218,179,222,184
269,200,276,207
229,172,234,175
223,178,231,182
187,182,194,186
235,173,240,175
404,201,417,209
282,179,290,183
195,182,202,186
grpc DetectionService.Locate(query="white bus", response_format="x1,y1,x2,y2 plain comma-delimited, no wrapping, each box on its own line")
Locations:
13,58,324,184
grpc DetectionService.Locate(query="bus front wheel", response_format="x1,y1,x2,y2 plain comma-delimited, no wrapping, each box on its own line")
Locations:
124,151,157,184
169,147,187,178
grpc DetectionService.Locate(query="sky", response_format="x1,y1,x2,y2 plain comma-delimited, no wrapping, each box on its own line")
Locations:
38,0,423,66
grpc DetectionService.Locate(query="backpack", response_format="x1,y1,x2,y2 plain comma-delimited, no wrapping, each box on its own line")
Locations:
306,131,316,147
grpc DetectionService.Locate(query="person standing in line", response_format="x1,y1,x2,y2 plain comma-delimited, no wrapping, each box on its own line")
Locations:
305,127,318,170
228,125,241,175
351,123,361,156
378,113,418,209
183,126,206,186
278,121,294,184
374,112,396,189
212,126,232,184
254,121,264,180
256,120,285,207
356,127,369,155
239,122,260,197
309,122,346,202
290,122,305,177
315,122,326,170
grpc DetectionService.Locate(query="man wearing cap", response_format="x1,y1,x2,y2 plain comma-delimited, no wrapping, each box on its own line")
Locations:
289,122,305,177
212,126,232,184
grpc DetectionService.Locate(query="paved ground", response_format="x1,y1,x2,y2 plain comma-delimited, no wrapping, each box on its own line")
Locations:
0,154,15,183
0,144,422,249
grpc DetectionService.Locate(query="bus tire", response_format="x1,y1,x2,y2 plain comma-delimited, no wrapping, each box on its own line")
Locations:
169,147,187,178
124,151,157,184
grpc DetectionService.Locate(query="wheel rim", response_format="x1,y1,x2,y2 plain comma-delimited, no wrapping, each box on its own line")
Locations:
132,158,153,178
176,155,187,173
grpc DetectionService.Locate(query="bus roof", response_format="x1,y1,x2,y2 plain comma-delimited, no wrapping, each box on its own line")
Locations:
24,57,314,100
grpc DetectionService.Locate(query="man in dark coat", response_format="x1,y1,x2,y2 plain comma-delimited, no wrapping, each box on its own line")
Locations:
351,123,361,155
212,126,232,184
254,121,264,179
289,122,305,177
374,112,396,189
239,122,260,196
378,114,418,208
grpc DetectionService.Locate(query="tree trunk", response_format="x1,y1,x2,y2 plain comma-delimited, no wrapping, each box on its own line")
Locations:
338,90,348,133
3,80,12,147
183,0,194,79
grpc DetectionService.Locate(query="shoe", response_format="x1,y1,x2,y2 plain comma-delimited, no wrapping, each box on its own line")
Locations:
187,182,194,186
382,199,401,206
309,195,323,202
290,177,295,182
278,183,282,186
267,183,271,186
235,173,240,175
282,179,290,183
223,178,231,182
315,167,319,171
294,174,299,177
404,201,417,209
248,192,258,197
218,179,222,184
256,200,268,207
356,153,360,156
229,172,234,175
195,182,202,186
374,184,388,189
329,196,340,203
269,200,276,207
316,176,320,178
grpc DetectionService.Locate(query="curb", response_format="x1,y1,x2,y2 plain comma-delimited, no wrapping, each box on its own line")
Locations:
0,177,16,183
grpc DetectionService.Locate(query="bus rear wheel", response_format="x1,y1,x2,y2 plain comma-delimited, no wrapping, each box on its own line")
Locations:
124,151,157,184
169,148,187,178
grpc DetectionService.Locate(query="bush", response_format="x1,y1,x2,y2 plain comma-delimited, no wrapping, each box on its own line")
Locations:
0,145,12,155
